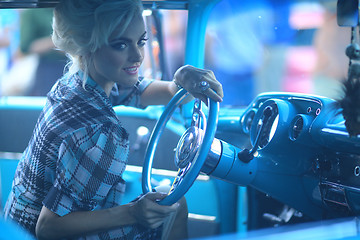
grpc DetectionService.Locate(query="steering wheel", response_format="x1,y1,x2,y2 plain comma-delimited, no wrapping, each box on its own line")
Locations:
142,88,219,205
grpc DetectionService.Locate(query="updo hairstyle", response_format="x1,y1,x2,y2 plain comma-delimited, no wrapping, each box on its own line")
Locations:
52,0,143,82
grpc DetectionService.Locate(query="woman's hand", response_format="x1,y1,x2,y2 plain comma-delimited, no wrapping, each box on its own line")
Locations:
35,192,179,240
173,65,224,104
129,192,179,229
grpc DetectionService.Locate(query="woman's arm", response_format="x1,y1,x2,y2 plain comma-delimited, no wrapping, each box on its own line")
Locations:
36,204,135,240
36,192,178,240
140,65,223,107
139,79,182,107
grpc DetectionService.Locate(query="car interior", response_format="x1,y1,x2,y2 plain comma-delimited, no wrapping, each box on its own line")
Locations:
0,0,360,239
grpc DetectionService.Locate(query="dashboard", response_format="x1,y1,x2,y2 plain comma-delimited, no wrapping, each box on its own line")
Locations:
241,92,329,149
216,92,360,220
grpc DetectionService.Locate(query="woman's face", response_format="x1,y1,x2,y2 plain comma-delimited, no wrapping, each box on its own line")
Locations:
89,13,147,95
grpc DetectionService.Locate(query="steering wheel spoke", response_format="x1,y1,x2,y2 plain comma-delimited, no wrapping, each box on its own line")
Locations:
191,99,202,127
169,163,192,194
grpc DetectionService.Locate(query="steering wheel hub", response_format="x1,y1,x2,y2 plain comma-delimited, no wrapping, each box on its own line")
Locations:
175,126,203,169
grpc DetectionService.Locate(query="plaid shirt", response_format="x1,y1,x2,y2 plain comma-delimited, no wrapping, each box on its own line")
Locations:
4,72,161,239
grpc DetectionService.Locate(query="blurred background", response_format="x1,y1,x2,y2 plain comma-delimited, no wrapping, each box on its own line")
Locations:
0,0,350,107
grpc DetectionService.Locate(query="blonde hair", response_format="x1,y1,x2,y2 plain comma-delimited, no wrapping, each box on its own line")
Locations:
52,0,143,82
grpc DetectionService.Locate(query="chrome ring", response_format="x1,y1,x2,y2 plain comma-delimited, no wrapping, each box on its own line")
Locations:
198,80,210,92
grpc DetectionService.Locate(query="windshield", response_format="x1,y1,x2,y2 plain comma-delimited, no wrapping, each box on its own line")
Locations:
204,0,348,107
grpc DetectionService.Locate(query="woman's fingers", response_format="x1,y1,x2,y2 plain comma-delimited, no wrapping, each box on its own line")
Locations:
201,70,224,102
144,192,167,201
203,70,224,96
192,81,223,104
144,193,179,215
131,192,180,228
204,87,223,103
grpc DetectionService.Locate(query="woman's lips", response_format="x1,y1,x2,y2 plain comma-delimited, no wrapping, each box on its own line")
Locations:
123,65,139,75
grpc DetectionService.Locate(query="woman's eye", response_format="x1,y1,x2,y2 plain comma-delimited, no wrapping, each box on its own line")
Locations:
110,42,127,50
138,38,149,47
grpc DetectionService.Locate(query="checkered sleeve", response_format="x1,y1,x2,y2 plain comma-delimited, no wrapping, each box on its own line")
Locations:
42,122,129,216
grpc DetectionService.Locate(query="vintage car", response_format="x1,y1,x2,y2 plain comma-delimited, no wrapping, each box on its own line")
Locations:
0,0,360,239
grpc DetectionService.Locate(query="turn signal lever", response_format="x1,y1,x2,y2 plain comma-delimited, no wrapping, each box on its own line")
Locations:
238,106,273,163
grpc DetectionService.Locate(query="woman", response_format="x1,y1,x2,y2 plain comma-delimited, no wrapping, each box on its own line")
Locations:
3,0,223,239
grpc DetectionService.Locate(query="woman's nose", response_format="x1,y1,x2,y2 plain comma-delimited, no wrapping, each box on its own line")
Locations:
130,45,144,62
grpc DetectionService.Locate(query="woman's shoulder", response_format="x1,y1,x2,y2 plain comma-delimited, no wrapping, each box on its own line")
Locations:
40,83,120,141
47,74,113,116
